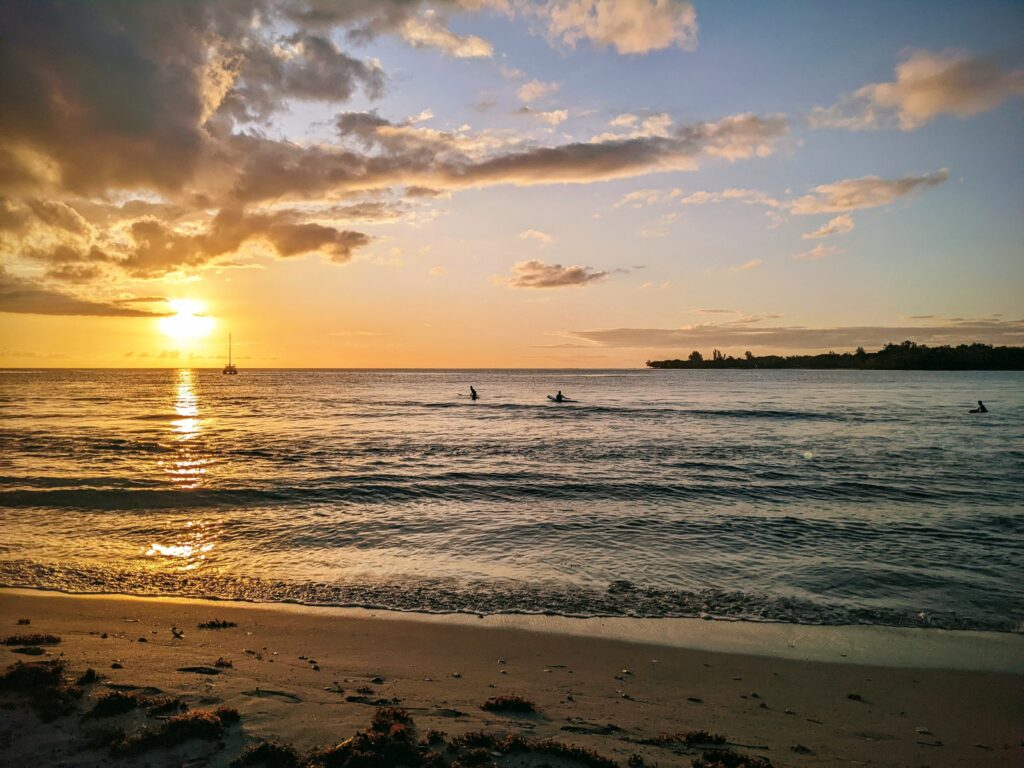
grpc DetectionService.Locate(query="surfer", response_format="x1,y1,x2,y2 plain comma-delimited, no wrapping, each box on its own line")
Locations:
554,390,564,402
470,386,478,400
969,400,987,413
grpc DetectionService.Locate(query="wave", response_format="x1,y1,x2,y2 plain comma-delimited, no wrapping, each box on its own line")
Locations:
0,559,1017,633
4,474,1013,509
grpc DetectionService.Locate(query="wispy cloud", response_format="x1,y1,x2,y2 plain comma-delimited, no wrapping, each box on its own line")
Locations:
802,214,854,239
518,228,555,246
568,317,1024,351
810,50,1024,131
504,259,608,288
517,79,559,103
793,243,843,260
0,267,170,317
729,258,763,272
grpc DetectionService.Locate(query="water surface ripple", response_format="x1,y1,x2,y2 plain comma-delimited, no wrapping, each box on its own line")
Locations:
1,368,1021,632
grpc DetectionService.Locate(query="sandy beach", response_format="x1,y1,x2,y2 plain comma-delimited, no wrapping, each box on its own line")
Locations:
1,589,1020,767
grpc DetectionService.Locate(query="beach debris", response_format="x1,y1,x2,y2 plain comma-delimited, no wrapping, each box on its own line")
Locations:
497,658,506,665
197,619,237,630
640,730,727,747
0,658,82,721
85,691,142,718
110,662,123,669
2,633,60,646
100,633,108,639
115,707,238,754
692,749,774,767
480,694,540,714
171,626,184,639
231,740,301,768
451,671,461,678
749,692,760,698
973,743,991,750
791,743,813,754
176,666,222,675
562,718,622,736
369,676,384,684
242,688,302,703
76,668,99,685
214,657,233,668
10,646,45,655
846,693,863,701
688,696,704,703
434,708,467,718
915,726,930,734
16,618,30,625
137,637,147,643
784,708,795,715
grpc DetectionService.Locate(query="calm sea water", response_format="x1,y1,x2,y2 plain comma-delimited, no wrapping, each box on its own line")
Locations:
1,368,1021,632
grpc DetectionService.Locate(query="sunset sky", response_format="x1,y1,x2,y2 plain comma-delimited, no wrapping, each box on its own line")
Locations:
1,0,1022,367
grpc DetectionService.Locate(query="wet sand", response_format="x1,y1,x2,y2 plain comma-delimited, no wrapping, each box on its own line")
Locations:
1,588,1021,766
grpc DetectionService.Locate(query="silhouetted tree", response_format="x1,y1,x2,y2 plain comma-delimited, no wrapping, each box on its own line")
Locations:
688,350,704,363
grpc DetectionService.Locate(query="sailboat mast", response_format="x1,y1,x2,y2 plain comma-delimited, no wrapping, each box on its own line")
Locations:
228,333,232,365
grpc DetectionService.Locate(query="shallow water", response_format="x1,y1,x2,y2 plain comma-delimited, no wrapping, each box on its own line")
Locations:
1,368,1021,631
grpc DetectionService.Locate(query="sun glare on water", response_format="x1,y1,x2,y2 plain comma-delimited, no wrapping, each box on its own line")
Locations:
159,299,215,341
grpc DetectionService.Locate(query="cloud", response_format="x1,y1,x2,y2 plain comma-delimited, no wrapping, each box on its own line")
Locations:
810,50,1024,131
505,259,608,288
615,187,681,207
429,265,446,277
399,12,493,58
519,228,555,246
517,79,559,103
802,214,854,239
637,212,678,238
568,317,1024,351
516,107,569,125
226,111,788,203
118,208,372,277
681,171,947,223
790,170,948,214
729,258,763,272
793,243,843,260
543,0,699,55
0,267,169,317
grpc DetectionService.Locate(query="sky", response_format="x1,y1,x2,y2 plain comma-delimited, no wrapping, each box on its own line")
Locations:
0,0,1022,368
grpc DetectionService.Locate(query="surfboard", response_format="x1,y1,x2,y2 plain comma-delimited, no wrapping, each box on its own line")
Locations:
547,395,577,403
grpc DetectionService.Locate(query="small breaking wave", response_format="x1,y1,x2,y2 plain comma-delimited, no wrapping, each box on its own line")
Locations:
0,559,1017,633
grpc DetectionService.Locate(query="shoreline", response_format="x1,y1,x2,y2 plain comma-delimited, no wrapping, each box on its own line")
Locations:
4,587,1023,674
2,588,1022,766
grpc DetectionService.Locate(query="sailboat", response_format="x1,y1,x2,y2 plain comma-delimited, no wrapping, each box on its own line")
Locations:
222,333,238,375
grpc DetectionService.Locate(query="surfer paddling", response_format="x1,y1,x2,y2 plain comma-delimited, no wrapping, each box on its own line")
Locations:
470,386,478,401
969,400,987,413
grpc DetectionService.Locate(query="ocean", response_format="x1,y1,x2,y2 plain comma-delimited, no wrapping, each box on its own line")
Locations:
1,368,1021,632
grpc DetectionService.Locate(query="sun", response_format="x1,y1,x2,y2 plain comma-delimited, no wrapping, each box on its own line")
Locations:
159,299,215,341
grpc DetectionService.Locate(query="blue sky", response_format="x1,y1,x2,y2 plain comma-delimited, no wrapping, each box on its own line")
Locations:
1,1,1022,366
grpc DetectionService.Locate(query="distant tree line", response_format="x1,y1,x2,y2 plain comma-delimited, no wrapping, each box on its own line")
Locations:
646,341,1024,370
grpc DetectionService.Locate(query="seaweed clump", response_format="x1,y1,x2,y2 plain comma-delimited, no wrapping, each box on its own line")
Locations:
449,732,616,768
480,694,540,714
692,749,774,768
0,659,82,721
231,740,302,768
2,633,61,646
645,730,727,747
117,707,238,754
305,707,442,767
198,619,238,630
